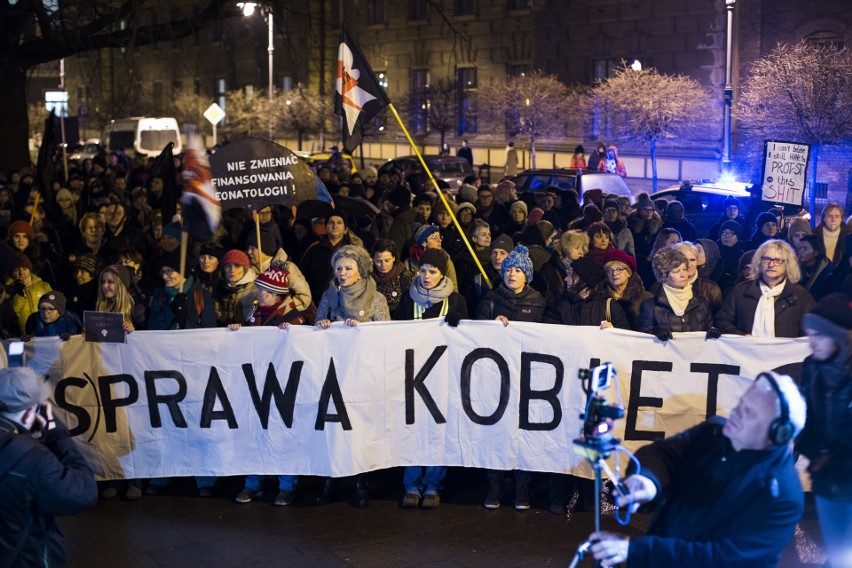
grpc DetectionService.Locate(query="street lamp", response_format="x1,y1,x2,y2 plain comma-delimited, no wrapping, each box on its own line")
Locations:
240,1,274,140
722,0,736,172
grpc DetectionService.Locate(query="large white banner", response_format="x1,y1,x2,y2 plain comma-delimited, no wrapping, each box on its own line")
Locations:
14,321,809,480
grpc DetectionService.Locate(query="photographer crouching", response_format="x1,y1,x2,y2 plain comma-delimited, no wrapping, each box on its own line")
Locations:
0,366,97,567
590,372,806,568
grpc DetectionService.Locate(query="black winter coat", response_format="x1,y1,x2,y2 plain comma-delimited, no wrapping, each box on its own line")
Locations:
0,421,98,567
626,418,803,568
299,235,351,300
716,279,815,337
394,290,468,322
637,288,713,334
544,290,630,329
475,284,546,323
796,349,852,500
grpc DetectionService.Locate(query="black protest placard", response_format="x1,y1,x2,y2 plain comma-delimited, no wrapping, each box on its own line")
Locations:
84,311,126,343
209,138,333,212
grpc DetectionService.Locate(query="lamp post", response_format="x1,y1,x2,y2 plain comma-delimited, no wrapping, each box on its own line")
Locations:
722,0,736,172
239,2,274,140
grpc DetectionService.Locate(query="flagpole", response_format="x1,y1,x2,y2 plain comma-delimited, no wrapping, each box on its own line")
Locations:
253,210,262,273
386,103,492,289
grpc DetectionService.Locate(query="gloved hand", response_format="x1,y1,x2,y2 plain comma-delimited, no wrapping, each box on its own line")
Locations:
59,333,71,341
652,327,672,342
705,327,722,340
20,334,33,342
445,311,462,328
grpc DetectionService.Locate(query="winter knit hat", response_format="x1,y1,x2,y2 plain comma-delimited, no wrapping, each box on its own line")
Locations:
9,252,32,272
754,211,777,232
491,233,514,253
723,196,741,209
582,204,604,225
254,263,290,295
456,202,476,218
245,231,278,257
583,189,603,207
103,264,133,289
221,249,251,269
414,224,441,248
603,199,620,212
603,248,637,274
528,207,545,225
571,256,607,288
652,248,689,282
419,248,449,275
38,290,66,315
509,200,528,217
162,222,182,240
0,367,50,413
7,220,34,240
501,244,534,282
199,244,224,260
803,293,852,345
387,186,412,208
73,253,99,277
666,200,685,221
720,220,744,240
635,193,655,211
787,218,812,239
458,184,478,204
494,180,517,203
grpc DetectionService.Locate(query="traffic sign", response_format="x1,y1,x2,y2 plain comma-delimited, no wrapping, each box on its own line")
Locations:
204,103,225,125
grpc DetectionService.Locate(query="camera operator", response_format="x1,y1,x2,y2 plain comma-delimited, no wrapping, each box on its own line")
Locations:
590,372,806,568
0,366,97,567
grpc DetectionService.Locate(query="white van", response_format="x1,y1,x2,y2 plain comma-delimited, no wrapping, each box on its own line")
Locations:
103,117,182,158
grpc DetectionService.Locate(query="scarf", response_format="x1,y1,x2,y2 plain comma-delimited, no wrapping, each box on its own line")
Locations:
752,280,785,338
823,226,840,262
662,282,692,316
409,275,453,309
372,261,404,287
332,277,376,321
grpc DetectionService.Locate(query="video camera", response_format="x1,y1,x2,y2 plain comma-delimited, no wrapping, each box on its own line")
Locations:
574,363,624,459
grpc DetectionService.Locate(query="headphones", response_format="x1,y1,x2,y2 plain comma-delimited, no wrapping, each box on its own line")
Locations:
760,372,794,446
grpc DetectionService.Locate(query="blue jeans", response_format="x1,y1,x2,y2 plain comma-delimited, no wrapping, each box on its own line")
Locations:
245,475,298,492
403,466,446,494
816,495,852,567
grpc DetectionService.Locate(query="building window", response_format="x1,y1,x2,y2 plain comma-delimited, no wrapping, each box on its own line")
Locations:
507,64,531,77
457,67,477,135
806,30,845,51
410,0,428,20
507,0,530,9
153,82,163,111
455,0,476,16
410,69,430,133
592,58,650,82
282,76,293,91
216,79,227,113
368,0,387,25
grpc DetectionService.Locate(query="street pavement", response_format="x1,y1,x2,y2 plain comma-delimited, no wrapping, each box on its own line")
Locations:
60,468,827,567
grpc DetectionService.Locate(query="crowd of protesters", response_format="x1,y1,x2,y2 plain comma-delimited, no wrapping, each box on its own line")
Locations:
0,143,849,553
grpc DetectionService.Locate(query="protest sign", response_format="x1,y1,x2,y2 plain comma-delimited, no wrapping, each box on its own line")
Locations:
761,140,810,206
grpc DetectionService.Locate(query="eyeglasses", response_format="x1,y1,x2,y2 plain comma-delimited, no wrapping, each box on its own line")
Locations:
760,256,785,266
39,306,57,313
427,233,442,241
606,267,627,275
120,258,134,265
720,230,737,237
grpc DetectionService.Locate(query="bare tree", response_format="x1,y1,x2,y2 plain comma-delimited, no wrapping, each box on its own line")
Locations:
401,77,458,151
591,63,713,191
275,85,327,151
170,90,209,135
0,1,235,173
478,72,580,169
222,89,272,140
737,40,852,216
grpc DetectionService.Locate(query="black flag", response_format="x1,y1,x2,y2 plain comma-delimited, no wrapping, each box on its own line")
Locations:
334,26,391,154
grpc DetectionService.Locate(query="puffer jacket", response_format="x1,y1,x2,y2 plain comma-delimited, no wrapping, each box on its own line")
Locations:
215,270,257,326
716,279,815,337
796,348,852,500
636,287,713,334
475,283,547,323
6,275,52,336
0,421,98,567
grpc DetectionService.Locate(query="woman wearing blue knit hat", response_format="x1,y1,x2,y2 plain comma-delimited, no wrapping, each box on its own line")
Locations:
474,244,546,511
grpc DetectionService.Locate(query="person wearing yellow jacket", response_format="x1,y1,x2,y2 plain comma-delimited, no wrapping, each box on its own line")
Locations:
5,252,52,336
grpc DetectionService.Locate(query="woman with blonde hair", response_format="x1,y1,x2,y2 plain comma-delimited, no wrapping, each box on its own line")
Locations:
717,239,815,338
96,264,137,333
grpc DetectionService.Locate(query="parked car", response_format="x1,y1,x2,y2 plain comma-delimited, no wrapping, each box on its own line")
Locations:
511,169,634,202
379,155,474,193
69,138,102,162
652,180,808,237
299,151,357,174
